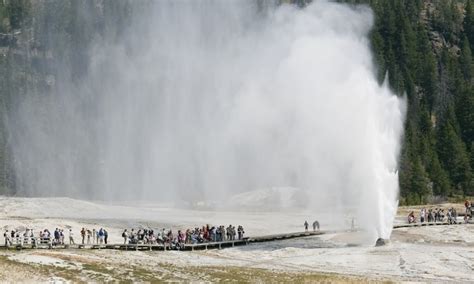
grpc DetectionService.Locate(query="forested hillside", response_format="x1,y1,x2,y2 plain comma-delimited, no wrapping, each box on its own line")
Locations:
0,0,472,204
366,0,474,204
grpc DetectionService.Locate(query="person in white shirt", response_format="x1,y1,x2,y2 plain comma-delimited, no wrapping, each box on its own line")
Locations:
69,229,75,245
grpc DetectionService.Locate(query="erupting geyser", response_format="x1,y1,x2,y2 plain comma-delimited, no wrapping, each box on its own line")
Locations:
8,1,405,242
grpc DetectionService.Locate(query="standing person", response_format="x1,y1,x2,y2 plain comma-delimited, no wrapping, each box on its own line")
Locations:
92,229,96,244
304,221,309,232
221,226,225,241
104,229,108,245
69,229,75,245
54,229,60,245
420,208,426,223
122,229,128,244
226,225,231,241
131,229,137,243
98,228,104,244
29,229,35,245
60,230,65,245
237,226,245,240
81,228,86,244
4,230,11,247
23,229,30,245
30,229,36,246
447,209,453,224
87,229,92,244
312,220,320,231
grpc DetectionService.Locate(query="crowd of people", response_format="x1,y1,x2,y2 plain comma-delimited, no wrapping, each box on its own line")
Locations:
3,227,108,247
408,208,458,224
407,201,473,224
79,228,109,245
121,224,245,250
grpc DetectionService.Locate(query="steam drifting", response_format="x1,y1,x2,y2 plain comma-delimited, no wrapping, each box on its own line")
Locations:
9,1,404,240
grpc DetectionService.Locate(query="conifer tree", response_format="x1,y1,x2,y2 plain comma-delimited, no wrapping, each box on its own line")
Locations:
459,36,473,82
464,0,474,51
436,107,472,195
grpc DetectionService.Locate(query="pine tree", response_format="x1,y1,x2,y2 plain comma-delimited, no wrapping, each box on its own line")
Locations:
428,152,452,196
411,157,431,204
456,87,474,149
459,36,473,81
436,107,472,195
464,0,474,52
417,26,438,114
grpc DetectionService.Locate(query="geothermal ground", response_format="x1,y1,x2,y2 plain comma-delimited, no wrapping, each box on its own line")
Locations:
0,197,473,283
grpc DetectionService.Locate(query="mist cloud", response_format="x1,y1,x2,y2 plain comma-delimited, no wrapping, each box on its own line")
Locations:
9,0,405,239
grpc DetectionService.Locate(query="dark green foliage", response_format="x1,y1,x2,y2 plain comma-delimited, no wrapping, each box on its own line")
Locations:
464,0,474,51
460,37,473,80
431,0,463,43
363,0,474,204
436,107,472,192
5,0,30,30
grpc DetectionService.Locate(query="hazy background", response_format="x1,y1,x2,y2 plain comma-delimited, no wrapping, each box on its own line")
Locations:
8,0,405,238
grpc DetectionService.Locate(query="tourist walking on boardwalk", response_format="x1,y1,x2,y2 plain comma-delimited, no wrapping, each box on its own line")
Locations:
131,229,137,243
227,226,231,241
104,229,108,244
4,230,12,246
408,211,416,223
420,208,426,223
304,221,309,231
81,228,86,244
465,200,471,215
23,229,30,245
60,229,65,245
29,229,35,245
98,228,104,244
54,228,60,245
312,220,320,231
427,209,434,222
122,229,128,244
69,229,75,245
87,229,92,244
237,225,245,240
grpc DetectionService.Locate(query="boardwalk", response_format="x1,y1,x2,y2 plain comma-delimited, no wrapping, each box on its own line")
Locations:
393,220,473,229
1,230,325,251
3,222,472,251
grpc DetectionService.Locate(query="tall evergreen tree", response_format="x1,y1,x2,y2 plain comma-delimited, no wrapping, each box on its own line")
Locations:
459,36,473,81
464,0,474,51
436,107,472,194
